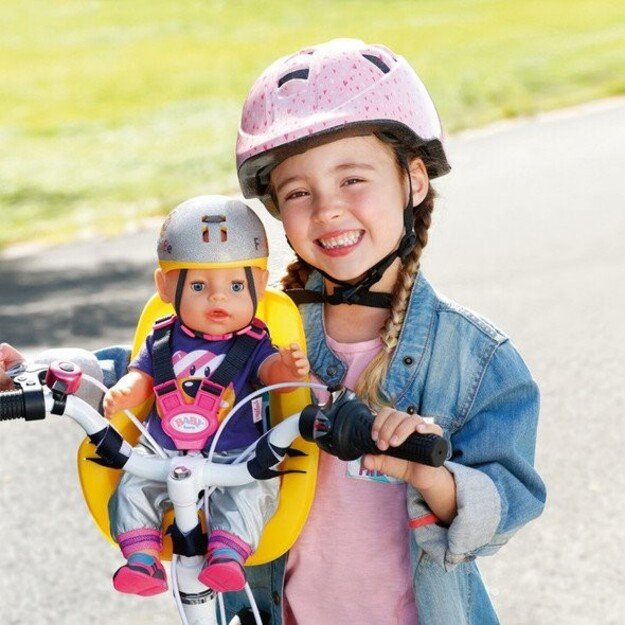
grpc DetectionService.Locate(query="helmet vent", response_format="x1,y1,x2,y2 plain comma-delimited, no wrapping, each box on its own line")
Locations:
278,68,309,87
201,214,227,243
362,54,390,74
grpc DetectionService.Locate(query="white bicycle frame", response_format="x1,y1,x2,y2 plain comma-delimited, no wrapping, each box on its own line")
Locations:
41,386,318,625
3,363,444,624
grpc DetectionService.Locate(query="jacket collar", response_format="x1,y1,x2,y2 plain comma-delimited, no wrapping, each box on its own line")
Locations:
301,271,437,397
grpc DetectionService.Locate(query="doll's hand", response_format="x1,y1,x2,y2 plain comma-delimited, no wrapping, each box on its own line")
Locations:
0,343,26,391
103,385,134,419
279,343,310,379
364,407,446,490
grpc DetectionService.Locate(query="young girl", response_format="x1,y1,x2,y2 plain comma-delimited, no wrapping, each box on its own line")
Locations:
0,38,546,625
227,38,546,625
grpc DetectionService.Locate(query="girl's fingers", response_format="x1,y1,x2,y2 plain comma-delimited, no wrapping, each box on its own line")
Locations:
370,406,393,441
372,408,443,450
0,344,26,389
0,369,13,391
387,417,428,447
415,421,443,437
0,343,26,368
373,408,414,450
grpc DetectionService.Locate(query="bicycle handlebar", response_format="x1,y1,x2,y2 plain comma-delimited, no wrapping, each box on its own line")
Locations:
0,363,449,483
299,387,449,467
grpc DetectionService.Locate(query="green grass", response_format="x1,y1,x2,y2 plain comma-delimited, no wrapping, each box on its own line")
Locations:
1,0,624,247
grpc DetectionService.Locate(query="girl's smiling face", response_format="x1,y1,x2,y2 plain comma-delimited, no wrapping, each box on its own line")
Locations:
271,134,426,287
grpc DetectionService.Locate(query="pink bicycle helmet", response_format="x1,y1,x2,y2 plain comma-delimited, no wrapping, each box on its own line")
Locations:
236,38,450,217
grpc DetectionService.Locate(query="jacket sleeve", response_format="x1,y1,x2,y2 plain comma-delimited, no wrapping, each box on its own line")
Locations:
93,345,133,388
408,338,546,570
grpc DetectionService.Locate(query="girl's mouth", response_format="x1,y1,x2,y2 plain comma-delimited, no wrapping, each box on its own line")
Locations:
315,230,364,253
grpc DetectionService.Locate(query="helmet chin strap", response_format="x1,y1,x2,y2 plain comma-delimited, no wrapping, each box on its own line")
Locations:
173,267,258,337
287,159,417,309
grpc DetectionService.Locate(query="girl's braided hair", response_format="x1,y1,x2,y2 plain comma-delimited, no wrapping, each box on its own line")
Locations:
279,132,440,410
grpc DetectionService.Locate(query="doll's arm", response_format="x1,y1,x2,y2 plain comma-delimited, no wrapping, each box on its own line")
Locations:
103,368,154,418
258,343,310,392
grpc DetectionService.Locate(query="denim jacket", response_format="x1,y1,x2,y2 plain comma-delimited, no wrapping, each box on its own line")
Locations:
95,272,546,624
221,272,546,625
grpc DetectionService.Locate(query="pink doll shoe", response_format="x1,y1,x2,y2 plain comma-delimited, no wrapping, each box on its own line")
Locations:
198,556,247,593
112,553,168,596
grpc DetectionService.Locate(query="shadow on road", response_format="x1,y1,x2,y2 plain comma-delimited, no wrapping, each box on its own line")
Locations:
0,254,154,350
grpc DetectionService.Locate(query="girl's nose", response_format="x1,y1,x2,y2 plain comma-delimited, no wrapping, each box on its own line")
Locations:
311,192,342,224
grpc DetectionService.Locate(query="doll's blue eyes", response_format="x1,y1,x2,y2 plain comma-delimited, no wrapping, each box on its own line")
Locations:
189,282,245,293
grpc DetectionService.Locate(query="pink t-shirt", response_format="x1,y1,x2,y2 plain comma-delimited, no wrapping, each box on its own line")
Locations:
283,336,418,625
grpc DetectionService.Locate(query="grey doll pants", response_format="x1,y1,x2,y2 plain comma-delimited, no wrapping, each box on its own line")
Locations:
109,437,280,551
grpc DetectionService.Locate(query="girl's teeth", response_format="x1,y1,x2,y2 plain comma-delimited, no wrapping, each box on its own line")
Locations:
319,232,361,249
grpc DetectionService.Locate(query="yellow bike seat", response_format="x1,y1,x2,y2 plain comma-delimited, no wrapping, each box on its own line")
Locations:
77,288,318,564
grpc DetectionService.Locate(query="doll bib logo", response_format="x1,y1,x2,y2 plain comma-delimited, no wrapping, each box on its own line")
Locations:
168,412,210,434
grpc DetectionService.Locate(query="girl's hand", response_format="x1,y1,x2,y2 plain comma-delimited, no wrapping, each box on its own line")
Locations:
103,385,133,419
279,343,310,379
363,406,447,491
0,343,26,391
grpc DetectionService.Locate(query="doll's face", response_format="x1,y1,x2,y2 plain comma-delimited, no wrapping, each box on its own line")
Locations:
156,266,268,335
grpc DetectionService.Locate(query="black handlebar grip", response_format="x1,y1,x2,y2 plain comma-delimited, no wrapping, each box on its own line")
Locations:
0,372,46,422
0,390,26,421
333,400,449,467
372,431,448,467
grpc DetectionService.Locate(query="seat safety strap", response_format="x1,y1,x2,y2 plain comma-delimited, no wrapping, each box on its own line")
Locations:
151,315,267,391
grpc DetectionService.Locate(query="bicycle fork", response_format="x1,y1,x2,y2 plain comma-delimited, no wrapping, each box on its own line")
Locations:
168,458,218,625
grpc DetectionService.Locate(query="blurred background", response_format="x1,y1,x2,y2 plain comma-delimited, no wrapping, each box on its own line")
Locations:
1,0,623,249
1,2,625,625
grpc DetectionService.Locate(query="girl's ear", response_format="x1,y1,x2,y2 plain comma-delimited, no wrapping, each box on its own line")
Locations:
154,268,179,304
408,158,429,206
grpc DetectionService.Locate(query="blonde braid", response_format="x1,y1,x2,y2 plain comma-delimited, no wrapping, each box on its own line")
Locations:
355,188,435,410
281,255,315,291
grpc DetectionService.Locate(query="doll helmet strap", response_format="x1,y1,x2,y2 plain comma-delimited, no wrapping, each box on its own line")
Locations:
236,38,451,219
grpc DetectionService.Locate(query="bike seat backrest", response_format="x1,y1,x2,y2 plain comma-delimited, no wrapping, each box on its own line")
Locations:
77,288,318,563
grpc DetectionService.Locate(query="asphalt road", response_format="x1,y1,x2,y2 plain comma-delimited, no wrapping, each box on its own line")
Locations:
1,98,624,625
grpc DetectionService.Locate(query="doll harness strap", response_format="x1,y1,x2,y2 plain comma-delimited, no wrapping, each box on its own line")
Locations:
150,315,267,451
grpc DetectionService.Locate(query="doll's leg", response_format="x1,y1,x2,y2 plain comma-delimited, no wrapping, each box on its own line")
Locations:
108,442,173,596
199,475,279,592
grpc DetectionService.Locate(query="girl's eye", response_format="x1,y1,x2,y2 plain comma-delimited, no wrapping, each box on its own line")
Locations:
190,282,204,292
284,189,308,202
231,281,245,293
343,177,363,186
